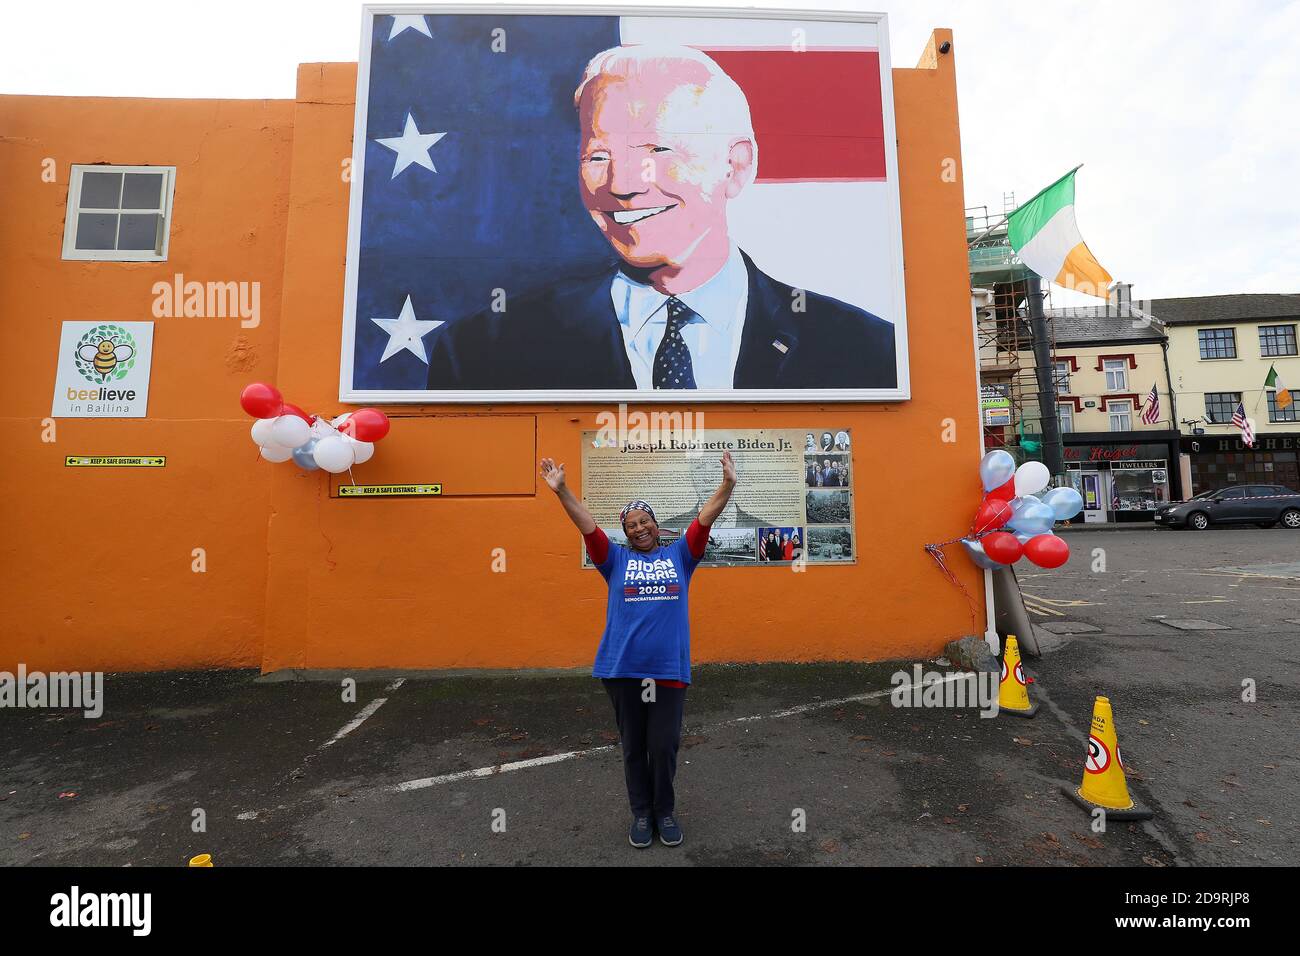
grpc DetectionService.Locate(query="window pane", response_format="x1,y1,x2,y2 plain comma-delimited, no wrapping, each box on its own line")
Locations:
1205,392,1242,423
122,172,163,210
1198,328,1237,359
1260,324,1298,357
118,213,161,251
80,171,122,209
75,212,118,250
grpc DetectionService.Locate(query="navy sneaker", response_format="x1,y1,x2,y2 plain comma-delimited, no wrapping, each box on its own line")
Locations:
629,816,653,849
657,814,683,846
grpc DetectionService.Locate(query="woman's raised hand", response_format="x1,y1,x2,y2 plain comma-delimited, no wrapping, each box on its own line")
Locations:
720,450,737,486
539,457,566,493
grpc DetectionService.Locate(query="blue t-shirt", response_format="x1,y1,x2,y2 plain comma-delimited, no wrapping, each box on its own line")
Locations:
592,536,702,684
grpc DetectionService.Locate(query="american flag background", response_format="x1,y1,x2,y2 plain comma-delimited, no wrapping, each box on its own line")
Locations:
340,9,905,398
1232,401,1255,447
1139,382,1160,424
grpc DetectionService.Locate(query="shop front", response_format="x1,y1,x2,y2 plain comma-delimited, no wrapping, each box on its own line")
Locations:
1181,434,1300,494
1061,433,1181,523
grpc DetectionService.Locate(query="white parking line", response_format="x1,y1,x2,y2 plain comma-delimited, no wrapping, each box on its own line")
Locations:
322,678,405,749
387,676,966,793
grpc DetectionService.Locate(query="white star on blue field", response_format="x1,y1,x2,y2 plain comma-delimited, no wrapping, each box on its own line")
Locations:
371,295,444,364
388,14,432,40
350,13,619,391
374,112,448,178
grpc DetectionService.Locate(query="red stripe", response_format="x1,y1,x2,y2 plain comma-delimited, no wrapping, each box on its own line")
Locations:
703,50,886,182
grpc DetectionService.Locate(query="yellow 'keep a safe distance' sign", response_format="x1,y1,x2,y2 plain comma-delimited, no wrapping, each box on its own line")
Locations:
337,484,441,497
65,456,166,467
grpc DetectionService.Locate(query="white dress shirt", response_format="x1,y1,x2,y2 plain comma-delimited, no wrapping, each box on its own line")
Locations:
609,244,749,389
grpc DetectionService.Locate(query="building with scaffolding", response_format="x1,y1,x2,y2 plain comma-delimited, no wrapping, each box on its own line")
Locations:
968,203,1183,522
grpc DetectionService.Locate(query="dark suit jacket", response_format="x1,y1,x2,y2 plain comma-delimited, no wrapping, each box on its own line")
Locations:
426,251,897,390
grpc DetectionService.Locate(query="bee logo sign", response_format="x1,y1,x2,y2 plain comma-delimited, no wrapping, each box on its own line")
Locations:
52,322,154,418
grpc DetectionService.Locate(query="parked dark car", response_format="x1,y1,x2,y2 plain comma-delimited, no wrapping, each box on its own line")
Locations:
1154,485,1300,530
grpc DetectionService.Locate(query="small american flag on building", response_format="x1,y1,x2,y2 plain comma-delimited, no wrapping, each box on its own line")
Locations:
1140,383,1160,425
1232,401,1255,447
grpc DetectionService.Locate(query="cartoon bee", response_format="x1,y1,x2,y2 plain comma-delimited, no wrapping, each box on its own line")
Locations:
78,336,134,380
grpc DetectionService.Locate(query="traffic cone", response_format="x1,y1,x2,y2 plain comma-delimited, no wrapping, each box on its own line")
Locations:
1063,696,1152,821
188,854,213,867
997,635,1038,717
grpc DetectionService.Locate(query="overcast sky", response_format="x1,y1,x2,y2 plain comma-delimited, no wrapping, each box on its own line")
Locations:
3,0,1296,303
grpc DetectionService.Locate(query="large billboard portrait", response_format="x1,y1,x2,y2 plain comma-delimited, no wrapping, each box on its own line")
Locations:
341,6,910,402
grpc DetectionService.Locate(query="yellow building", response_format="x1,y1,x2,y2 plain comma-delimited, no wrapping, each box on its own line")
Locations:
1157,294,1300,492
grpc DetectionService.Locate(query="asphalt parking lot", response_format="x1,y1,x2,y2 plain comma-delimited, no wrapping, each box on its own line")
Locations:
3,528,1296,866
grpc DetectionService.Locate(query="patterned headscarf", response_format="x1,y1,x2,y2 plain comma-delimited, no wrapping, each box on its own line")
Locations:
620,500,657,527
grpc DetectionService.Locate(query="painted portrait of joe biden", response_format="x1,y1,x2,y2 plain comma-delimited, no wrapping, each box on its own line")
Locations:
344,11,907,401
426,45,896,393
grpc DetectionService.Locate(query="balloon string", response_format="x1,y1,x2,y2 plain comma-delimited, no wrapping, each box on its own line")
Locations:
924,538,982,635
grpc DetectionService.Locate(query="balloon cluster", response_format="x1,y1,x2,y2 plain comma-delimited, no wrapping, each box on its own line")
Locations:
960,450,1083,570
240,382,391,474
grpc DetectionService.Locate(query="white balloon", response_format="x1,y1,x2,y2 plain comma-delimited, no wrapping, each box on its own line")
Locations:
1014,460,1051,497
260,444,293,463
330,412,354,437
313,435,355,473
270,414,310,449
250,418,276,446
347,437,375,465
309,418,333,440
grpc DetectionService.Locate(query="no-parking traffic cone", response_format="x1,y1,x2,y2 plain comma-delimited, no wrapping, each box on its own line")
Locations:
1063,696,1152,821
997,635,1038,717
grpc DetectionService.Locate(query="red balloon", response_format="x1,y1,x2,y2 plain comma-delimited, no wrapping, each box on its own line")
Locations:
280,402,312,424
987,477,1016,502
973,497,1013,535
240,383,283,419
348,408,390,442
1023,533,1070,569
981,531,1023,565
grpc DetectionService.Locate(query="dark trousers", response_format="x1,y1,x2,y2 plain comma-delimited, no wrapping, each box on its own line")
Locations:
601,678,687,818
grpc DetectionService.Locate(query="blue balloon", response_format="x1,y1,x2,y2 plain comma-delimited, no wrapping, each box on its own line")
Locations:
979,450,1016,492
960,537,1002,570
291,438,320,471
1008,497,1055,536
1042,486,1084,521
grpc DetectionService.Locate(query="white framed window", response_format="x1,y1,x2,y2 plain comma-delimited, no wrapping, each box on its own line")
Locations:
61,165,176,261
1053,361,1071,394
1108,400,1133,432
1103,358,1128,391
1057,402,1074,434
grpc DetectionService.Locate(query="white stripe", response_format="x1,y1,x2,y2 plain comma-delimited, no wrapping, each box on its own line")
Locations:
1016,204,1082,279
388,675,968,793
393,747,618,792
321,696,389,750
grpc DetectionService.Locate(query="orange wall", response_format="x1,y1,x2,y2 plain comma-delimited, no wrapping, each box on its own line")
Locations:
0,95,293,671
2,30,983,675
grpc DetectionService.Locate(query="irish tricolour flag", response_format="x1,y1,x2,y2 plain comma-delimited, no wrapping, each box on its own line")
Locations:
1266,365,1293,409
1007,167,1113,298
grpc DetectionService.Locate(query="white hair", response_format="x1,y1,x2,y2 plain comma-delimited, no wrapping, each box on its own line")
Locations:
574,44,757,167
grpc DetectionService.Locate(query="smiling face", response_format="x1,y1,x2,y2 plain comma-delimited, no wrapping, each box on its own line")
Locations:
622,508,658,552
576,54,754,285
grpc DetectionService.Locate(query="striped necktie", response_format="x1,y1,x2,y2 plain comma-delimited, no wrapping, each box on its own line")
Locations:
653,297,697,389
